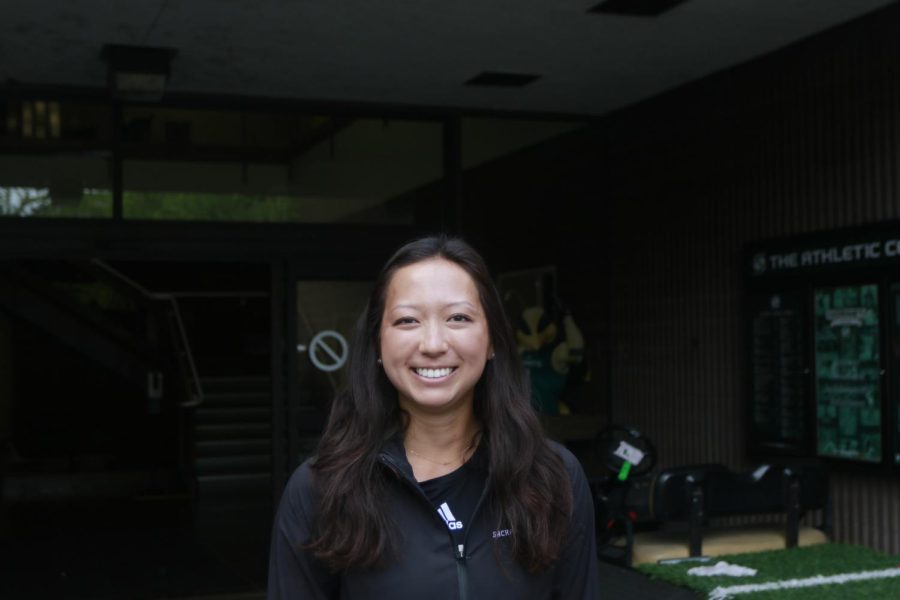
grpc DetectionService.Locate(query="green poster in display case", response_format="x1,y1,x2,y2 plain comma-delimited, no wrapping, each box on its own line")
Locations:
813,284,882,462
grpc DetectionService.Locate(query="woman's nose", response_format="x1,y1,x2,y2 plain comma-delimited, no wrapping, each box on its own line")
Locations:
419,323,449,354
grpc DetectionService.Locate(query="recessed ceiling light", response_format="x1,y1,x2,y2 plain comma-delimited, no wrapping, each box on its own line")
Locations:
589,0,689,17
465,72,541,88
101,44,177,101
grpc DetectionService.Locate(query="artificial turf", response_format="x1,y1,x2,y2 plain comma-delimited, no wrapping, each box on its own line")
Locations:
637,543,900,599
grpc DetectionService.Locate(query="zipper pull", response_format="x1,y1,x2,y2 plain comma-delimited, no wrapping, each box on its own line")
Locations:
456,544,465,560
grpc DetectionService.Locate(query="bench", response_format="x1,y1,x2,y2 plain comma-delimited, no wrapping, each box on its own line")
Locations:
619,462,831,565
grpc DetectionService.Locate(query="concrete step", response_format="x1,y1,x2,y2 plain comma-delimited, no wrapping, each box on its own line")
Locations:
196,473,271,496
197,391,271,407
196,439,271,457
199,376,270,395
196,423,270,440
196,454,272,475
195,407,271,425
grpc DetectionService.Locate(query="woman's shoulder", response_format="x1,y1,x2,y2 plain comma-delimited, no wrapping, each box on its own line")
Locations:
272,458,324,551
544,438,593,493
545,438,583,473
280,457,320,509
543,439,595,523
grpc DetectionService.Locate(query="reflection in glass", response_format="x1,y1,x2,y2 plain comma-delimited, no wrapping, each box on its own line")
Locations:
122,110,441,224
0,156,112,218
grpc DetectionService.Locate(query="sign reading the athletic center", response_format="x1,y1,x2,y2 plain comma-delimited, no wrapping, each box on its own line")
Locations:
750,238,900,276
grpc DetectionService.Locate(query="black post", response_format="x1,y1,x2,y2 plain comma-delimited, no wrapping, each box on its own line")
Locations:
688,478,704,557
111,101,124,219
442,117,462,233
284,260,300,472
784,472,801,548
270,260,288,508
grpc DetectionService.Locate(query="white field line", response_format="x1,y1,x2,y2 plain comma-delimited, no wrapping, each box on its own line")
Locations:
708,567,900,600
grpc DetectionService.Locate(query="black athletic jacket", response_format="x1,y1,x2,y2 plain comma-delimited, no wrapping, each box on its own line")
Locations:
267,439,599,599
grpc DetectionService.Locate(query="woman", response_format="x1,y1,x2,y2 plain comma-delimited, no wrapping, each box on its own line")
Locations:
268,236,598,599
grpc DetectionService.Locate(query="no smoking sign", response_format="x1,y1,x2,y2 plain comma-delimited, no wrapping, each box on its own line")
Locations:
298,330,349,372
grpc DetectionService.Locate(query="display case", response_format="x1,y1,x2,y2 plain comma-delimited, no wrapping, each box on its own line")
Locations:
746,229,900,472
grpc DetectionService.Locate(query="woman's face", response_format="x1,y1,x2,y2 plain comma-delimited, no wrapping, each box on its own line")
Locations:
379,258,493,416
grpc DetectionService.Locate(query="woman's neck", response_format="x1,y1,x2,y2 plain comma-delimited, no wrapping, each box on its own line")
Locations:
403,410,481,481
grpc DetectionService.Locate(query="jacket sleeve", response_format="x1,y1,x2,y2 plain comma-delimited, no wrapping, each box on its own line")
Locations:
551,445,600,600
267,461,340,600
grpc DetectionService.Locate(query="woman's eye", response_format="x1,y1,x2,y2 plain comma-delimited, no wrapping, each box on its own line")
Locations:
449,314,471,323
394,317,417,325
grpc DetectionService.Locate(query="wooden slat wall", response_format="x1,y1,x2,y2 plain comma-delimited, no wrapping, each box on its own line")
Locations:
605,4,900,554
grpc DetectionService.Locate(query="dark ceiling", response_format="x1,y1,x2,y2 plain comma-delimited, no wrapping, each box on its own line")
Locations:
1,1,896,117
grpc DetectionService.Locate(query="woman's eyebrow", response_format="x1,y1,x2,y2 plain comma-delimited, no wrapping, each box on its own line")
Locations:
388,303,421,312
389,301,477,311
444,301,478,310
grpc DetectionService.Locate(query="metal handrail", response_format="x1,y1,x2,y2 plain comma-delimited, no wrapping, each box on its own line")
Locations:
90,259,204,407
163,297,204,407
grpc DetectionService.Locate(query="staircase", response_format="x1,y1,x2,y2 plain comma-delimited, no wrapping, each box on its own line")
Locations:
193,376,272,501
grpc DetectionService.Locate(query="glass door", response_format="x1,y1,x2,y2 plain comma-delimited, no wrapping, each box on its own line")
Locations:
291,280,372,463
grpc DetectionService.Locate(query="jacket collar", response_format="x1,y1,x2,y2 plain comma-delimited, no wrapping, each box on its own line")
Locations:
378,435,416,481
378,433,489,480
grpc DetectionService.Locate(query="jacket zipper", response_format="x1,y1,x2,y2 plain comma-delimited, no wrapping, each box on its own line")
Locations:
456,486,489,600
455,544,468,600
379,454,489,600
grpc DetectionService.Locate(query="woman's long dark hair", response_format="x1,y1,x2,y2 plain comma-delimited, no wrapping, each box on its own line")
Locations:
309,235,573,572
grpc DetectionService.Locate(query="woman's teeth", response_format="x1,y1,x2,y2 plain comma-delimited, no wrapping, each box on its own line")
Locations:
415,367,454,379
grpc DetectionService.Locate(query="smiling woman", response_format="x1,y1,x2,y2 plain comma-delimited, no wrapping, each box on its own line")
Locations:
380,259,491,422
268,235,599,600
